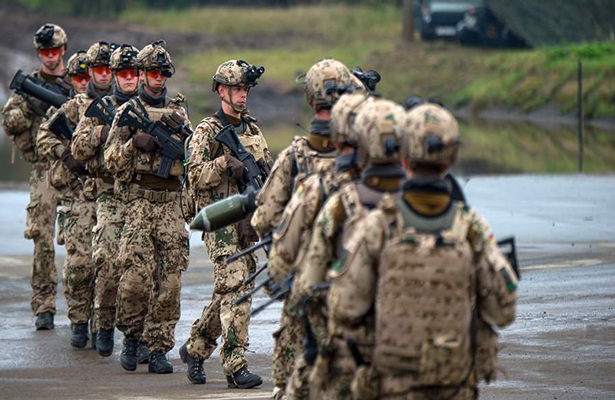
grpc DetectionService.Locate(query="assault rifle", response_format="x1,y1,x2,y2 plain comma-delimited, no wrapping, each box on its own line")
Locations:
9,69,68,109
85,96,115,126
251,272,295,316
117,104,188,179
48,111,73,141
215,124,268,193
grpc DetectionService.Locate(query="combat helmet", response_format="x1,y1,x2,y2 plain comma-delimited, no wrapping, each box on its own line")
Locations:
401,103,461,167
211,59,265,92
137,40,175,77
86,41,112,66
302,58,365,111
330,91,372,147
33,23,67,50
355,98,406,167
110,44,139,71
66,50,89,76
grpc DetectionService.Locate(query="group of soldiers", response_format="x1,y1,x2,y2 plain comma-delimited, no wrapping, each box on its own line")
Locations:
2,22,518,400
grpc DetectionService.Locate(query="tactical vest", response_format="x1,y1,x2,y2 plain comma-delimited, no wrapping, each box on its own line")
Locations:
289,136,336,193
86,95,117,178
374,200,476,391
130,97,185,179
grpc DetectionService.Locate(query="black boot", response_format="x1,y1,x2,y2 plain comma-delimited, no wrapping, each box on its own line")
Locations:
35,312,54,330
179,343,206,384
97,329,114,357
148,350,173,374
120,339,139,371
91,331,97,350
70,323,89,348
137,342,149,364
227,366,262,389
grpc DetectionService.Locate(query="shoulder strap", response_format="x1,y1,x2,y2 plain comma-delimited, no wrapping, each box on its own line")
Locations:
133,97,150,120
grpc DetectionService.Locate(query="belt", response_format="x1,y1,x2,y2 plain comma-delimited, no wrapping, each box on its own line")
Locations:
127,185,179,203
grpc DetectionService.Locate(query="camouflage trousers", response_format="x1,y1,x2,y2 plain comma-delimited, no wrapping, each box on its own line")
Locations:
272,296,304,395
319,372,353,400
381,386,477,400
186,246,256,376
25,163,60,316
92,191,126,330
115,196,189,354
58,194,97,325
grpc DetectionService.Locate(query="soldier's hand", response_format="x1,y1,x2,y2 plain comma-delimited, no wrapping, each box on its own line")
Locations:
61,148,85,174
100,126,110,143
133,132,157,153
224,155,245,179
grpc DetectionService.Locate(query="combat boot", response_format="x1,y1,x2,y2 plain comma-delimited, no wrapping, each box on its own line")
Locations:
137,342,149,364
227,366,262,389
70,323,89,348
148,350,173,374
35,312,54,330
97,328,114,357
120,339,139,371
179,343,206,384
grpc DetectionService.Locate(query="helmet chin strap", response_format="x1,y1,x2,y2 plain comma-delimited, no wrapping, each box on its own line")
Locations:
144,74,163,95
221,88,246,114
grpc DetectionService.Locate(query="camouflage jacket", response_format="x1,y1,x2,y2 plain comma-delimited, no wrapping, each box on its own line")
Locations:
72,94,122,179
2,69,67,164
251,136,336,238
266,167,351,286
186,111,272,209
36,94,92,194
104,94,190,187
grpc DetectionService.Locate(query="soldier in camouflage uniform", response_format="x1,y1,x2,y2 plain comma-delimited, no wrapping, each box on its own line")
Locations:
179,59,272,388
302,96,407,400
1,24,68,330
37,41,113,349
71,44,139,357
265,59,366,400
326,104,518,400
104,40,191,374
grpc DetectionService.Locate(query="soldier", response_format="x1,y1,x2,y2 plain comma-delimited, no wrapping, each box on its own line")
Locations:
1,23,68,330
37,41,113,349
71,44,140,357
179,59,272,388
104,40,191,374
326,104,518,400
265,59,366,400
302,96,407,400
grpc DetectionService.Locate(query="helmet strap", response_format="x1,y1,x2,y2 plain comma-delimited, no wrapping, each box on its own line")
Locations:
144,73,164,95
221,88,245,114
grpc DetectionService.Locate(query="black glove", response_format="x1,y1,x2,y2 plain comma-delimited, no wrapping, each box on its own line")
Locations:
133,132,157,153
224,155,245,179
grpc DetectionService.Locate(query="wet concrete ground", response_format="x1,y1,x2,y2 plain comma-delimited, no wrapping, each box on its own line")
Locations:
1,175,614,399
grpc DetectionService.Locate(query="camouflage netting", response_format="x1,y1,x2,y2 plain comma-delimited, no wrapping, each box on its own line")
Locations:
487,0,615,47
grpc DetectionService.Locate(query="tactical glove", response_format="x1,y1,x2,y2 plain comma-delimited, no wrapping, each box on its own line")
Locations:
61,148,85,174
133,132,157,153
224,155,245,179
100,126,110,143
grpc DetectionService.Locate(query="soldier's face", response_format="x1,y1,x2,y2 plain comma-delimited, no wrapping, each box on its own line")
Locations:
140,69,167,91
37,47,65,69
89,65,112,86
70,74,90,94
221,85,248,107
115,68,138,93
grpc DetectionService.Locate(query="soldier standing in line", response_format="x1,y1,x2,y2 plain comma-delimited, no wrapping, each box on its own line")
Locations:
71,44,140,358
179,59,272,388
104,40,191,374
265,59,366,400
1,24,68,330
326,104,518,400
302,96,408,400
37,41,113,349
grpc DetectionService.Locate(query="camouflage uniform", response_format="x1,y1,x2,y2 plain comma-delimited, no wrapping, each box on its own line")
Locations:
37,47,111,333
71,44,139,333
184,60,273,377
104,42,190,359
303,97,407,400
1,24,68,319
265,59,366,400
325,105,518,400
